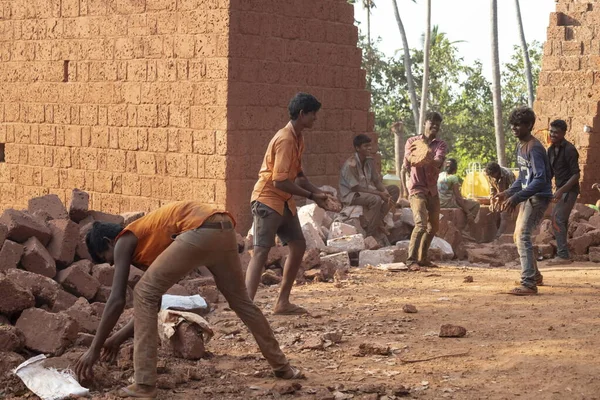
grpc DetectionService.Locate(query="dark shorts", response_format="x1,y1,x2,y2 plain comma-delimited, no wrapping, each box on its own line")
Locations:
251,201,305,248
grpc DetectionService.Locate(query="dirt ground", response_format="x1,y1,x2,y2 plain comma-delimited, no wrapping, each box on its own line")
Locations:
7,262,600,400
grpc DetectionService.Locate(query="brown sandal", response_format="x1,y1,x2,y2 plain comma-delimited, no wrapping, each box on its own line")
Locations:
506,286,538,296
275,366,306,380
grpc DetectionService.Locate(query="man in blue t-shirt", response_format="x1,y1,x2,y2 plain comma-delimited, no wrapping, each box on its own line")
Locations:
495,106,553,295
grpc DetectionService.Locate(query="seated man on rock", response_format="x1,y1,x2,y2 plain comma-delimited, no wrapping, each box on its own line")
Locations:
339,134,400,243
437,158,480,225
74,201,302,398
484,161,516,239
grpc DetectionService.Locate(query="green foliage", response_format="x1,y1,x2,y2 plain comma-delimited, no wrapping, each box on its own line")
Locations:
359,30,542,176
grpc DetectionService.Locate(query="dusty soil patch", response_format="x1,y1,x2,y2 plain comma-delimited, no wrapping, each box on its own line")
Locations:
6,262,600,399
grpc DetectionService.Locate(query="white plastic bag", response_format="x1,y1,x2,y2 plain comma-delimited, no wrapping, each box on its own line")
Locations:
430,237,454,258
14,354,90,400
161,294,208,311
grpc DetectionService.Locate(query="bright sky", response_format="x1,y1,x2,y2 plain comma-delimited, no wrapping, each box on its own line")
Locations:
353,0,556,79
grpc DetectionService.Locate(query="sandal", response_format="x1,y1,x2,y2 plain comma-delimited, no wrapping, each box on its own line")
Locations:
406,262,421,272
506,286,538,296
274,366,306,380
117,385,157,399
419,261,439,268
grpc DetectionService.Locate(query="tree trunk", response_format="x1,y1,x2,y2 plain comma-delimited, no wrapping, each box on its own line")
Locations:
418,0,432,133
366,0,372,90
391,0,420,130
514,0,534,108
490,0,506,166
393,123,407,198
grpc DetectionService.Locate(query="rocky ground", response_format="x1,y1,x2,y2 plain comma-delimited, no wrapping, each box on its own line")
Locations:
5,261,600,400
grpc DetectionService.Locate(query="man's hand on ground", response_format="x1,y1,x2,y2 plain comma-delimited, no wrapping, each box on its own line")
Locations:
75,347,101,382
100,335,122,364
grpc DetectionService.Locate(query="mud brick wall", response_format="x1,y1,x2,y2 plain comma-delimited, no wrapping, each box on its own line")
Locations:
0,0,373,232
534,0,600,204
225,0,373,230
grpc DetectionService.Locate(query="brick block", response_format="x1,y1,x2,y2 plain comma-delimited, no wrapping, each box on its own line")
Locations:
166,283,190,296
93,285,133,307
92,263,115,286
0,209,52,245
47,219,79,267
0,240,24,272
16,308,79,355
0,325,24,353
0,277,35,315
69,188,90,222
52,289,79,312
169,321,205,360
65,298,101,334
128,264,145,288
28,194,68,220
21,236,57,278
5,268,62,309
77,221,93,261
89,210,125,225
56,261,101,300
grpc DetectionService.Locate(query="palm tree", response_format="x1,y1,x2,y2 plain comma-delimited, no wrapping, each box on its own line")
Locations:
490,0,506,166
514,0,534,107
418,0,431,133
391,0,420,130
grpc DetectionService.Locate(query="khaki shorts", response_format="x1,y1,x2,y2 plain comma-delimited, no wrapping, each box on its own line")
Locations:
251,201,305,248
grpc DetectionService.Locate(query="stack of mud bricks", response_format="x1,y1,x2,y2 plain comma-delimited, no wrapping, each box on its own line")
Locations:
0,0,373,232
534,0,600,204
0,190,215,364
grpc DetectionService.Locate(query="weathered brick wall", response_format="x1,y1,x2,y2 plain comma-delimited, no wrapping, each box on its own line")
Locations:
225,0,373,231
535,0,600,203
0,0,372,232
0,0,230,213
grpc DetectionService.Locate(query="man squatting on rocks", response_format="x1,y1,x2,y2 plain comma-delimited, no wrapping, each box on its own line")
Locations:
485,161,517,239
74,201,303,398
403,111,448,270
245,93,336,315
495,106,553,295
546,119,580,265
339,133,400,244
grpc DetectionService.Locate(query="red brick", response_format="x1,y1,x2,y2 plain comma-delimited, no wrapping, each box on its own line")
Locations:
21,236,57,278
93,285,133,307
27,194,68,220
5,268,62,308
0,277,35,315
128,264,144,288
77,222,94,261
56,261,101,300
0,352,25,378
166,283,190,296
65,298,101,334
0,240,24,272
0,209,52,245
47,219,79,267
52,289,79,312
121,211,145,225
16,308,78,355
0,325,24,353
169,321,205,360
89,210,125,225
69,188,90,222
92,263,115,286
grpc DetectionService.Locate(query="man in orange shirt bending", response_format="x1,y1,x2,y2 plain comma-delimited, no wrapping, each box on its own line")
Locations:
74,201,302,398
246,93,332,315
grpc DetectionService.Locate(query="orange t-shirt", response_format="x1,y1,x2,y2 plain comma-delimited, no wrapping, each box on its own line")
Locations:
116,201,235,268
251,122,305,216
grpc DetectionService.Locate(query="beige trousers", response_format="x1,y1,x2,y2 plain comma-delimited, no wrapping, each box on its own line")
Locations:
133,214,290,386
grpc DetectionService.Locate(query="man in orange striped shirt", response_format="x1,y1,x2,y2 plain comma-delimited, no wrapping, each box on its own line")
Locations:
74,201,302,398
247,93,333,315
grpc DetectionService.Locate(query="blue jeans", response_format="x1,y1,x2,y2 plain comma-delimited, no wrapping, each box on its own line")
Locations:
551,191,577,259
514,196,551,289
